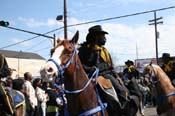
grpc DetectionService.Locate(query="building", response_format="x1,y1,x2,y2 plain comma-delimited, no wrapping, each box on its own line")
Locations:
0,49,46,78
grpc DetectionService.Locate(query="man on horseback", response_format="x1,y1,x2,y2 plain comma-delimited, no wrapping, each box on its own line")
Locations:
123,60,140,80
123,60,144,116
161,53,175,86
0,54,15,116
78,25,132,115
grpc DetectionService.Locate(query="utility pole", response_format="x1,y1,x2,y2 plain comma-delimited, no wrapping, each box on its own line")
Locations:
53,34,56,47
64,0,68,39
136,43,138,60
149,11,163,64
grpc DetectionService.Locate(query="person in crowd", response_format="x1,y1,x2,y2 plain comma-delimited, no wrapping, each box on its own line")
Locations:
5,77,13,89
161,53,175,86
138,77,150,108
45,82,61,116
33,78,49,116
123,60,140,81
78,25,130,114
12,78,26,116
23,72,38,116
123,60,144,116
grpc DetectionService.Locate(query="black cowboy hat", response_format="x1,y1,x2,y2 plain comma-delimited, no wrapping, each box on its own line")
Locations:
162,53,170,59
125,60,134,65
88,25,108,34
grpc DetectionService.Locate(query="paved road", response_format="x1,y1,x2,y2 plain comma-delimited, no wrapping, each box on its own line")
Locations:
137,106,157,116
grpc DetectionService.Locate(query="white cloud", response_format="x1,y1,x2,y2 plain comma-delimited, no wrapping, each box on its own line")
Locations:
112,0,169,4
66,14,175,65
18,17,59,28
104,15,175,65
18,17,45,28
158,15,175,54
17,13,175,65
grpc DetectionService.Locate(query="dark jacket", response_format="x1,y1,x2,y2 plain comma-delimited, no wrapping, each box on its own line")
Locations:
123,66,140,80
78,43,113,74
161,59,175,81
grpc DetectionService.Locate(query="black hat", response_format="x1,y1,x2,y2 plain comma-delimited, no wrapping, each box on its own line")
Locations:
88,25,108,34
125,60,134,65
162,53,170,59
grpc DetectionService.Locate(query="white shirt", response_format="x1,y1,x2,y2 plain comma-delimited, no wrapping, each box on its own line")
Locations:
35,87,48,104
24,80,38,108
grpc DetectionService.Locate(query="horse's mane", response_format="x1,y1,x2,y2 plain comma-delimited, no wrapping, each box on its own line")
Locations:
144,63,162,70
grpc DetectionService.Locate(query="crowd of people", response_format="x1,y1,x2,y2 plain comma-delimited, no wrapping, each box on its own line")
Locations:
2,72,64,116
1,25,175,116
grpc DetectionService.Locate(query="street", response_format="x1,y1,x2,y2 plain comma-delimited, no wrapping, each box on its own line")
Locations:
137,106,157,116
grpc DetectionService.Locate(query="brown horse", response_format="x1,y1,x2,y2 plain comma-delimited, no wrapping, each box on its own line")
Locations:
143,63,175,116
0,54,25,116
40,31,109,116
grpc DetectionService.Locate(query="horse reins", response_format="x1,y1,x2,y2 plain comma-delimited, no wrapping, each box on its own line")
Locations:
48,45,107,116
149,65,175,105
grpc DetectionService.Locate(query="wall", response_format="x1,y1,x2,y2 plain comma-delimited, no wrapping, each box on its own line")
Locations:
6,58,46,78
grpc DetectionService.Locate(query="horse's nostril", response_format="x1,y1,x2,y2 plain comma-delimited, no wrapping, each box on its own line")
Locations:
47,67,53,72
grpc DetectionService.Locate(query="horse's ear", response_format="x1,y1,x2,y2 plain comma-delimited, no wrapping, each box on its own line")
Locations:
71,31,79,45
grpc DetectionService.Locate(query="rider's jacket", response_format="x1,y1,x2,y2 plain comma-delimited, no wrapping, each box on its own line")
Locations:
123,65,140,80
78,43,113,73
161,60,175,81
78,43,129,100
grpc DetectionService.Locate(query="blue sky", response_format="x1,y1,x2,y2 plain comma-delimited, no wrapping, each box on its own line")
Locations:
0,0,175,65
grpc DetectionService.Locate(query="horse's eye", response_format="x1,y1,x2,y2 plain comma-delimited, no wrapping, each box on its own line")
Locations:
64,49,71,55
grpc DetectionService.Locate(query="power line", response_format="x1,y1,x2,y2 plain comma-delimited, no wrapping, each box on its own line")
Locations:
25,38,51,51
0,27,64,49
66,6,175,27
32,46,51,53
1,6,174,49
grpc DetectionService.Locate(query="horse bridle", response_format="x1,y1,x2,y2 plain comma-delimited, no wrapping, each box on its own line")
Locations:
47,44,107,116
148,65,175,105
48,45,100,94
148,65,162,85
48,44,77,75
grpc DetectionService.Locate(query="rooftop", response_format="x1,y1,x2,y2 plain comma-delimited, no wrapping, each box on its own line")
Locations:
0,49,45,60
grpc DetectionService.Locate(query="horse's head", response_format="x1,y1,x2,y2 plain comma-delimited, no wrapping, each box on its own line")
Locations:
40,31,79,82
143,64,152,76
0,54,11,78
143,63,167,85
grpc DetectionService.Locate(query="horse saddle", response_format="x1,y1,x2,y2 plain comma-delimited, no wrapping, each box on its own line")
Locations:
97,76,112,89
97,76,120,103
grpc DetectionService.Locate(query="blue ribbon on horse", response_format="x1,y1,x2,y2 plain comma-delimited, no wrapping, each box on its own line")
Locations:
48,45,77,75
54,68,108,116
79,103,107,116
157,91,175,105
49,45,107,116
